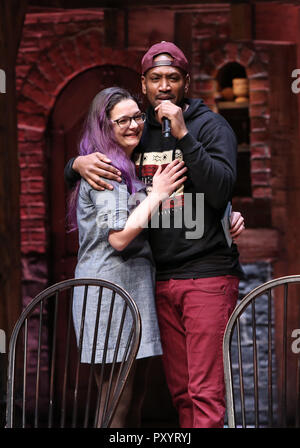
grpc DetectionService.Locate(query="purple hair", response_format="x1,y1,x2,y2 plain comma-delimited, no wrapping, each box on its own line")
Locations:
67,87,144,230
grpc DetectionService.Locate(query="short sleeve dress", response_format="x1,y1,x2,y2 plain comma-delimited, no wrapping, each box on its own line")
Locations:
72,178,162,364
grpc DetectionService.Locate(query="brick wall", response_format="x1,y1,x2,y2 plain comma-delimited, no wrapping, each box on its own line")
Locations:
17,10,105,256
191,15,272,200
17,6,279,260
17,10,143,259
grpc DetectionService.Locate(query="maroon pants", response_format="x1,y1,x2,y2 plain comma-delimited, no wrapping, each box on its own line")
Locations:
155,275,239,428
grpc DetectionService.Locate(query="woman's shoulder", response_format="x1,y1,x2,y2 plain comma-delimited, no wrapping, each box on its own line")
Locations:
80,178,130,209
80,178,127,194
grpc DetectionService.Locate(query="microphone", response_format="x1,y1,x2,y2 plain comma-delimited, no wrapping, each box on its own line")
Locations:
162,117,171,138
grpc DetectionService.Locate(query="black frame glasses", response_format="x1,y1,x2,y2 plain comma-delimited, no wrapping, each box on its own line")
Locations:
112,113,146,128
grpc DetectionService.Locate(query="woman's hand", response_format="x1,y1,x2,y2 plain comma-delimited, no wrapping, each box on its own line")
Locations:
73,152,122,190
109,159,187,251
152,159,187,200
230,211,245,240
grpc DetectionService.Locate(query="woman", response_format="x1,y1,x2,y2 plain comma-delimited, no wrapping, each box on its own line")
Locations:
69,87,187,428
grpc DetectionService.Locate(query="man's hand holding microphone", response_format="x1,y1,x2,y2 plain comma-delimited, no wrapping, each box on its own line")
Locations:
155,100,188,140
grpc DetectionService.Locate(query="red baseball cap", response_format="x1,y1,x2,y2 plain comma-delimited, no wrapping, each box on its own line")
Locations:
141,41,189,75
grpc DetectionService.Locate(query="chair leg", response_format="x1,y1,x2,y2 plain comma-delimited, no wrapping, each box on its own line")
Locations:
94,362,136,428
94,358,151,428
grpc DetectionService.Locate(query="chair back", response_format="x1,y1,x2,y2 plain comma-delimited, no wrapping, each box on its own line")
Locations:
223,275,300,427
6,278,141,428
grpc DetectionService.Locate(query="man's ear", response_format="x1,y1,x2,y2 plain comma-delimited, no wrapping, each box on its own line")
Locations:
184,74,190,94
141,75,147,95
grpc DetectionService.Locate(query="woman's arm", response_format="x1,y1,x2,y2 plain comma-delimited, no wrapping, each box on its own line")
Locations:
108,160,187,251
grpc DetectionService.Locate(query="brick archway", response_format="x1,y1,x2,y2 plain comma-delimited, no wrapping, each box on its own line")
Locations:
18,30,143,255
18,30,142,130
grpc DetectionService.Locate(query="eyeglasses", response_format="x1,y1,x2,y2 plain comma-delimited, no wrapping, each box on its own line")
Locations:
112,113,146,128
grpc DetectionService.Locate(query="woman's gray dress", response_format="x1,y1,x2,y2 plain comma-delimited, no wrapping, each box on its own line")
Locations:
72,179,162,363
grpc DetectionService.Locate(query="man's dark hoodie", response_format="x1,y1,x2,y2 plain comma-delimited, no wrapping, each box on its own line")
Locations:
134,98,243,280
64,97,243,280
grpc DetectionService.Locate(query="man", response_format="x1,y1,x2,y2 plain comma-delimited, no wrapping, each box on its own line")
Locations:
64,42,244,428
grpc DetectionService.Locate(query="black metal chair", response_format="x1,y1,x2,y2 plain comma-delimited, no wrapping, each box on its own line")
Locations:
6,278,141,428
223,275,300,428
